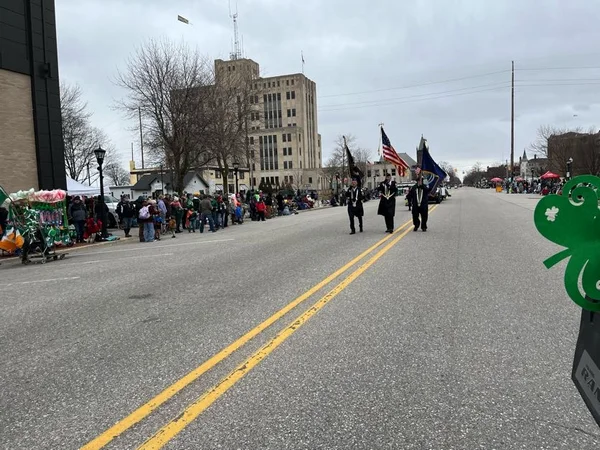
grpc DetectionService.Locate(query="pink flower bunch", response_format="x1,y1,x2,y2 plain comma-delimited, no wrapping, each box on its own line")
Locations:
30,189,67,203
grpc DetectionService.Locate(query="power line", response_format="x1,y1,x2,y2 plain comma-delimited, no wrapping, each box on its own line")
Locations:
517,66,600,71
319,81,510,110
319,85,510,113
318,66,600,100
319,70,510,98
318,79,600,113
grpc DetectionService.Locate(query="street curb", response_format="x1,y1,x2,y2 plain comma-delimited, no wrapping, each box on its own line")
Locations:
0,235,132,264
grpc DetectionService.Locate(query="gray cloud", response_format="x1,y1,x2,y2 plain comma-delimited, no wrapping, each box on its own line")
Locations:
55,0,600,175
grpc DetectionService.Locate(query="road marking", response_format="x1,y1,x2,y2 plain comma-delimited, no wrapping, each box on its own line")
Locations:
72,239,234,257
137,205,439,449
2,276,80,288
81,216,418,450
59,253,175,267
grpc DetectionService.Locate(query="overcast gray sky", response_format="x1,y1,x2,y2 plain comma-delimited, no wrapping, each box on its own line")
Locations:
55,0,600,177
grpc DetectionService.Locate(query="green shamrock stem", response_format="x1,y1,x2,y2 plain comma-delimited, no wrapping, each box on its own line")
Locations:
543,249,572,269
565,254,600,312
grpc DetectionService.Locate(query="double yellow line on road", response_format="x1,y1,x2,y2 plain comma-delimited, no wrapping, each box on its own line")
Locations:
82,206,438,450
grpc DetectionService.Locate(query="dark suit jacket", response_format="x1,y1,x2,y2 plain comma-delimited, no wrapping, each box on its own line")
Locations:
345,187,364,217
408,184,430,210
377,180,397,217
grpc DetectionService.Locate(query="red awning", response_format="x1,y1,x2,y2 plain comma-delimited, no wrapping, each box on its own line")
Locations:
540,171,561,179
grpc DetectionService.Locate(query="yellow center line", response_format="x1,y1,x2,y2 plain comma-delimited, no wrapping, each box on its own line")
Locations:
137,205,438,449
81,213,424,449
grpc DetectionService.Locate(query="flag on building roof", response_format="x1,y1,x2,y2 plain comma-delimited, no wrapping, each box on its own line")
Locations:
177,15,189,24
381,127,409,177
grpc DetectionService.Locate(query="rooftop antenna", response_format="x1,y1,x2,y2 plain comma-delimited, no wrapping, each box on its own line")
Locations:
229,1,242,60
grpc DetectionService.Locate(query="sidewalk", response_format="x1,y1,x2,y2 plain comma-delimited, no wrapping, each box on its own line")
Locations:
0,232,132,264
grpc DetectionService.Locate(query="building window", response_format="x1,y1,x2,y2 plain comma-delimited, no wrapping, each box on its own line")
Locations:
287,133,292,141
291,91,296,99
284,161,288,169
250,137,254,145
288,148,292,155
259,135,279,171
367,170,371,178
290,176,294,183
309,177,313,184
291,79,295,85
286,91,291,100
287,109,291,117
292,108,296,117
240,172,245,180
391,168,396,176
286,80,289,86
289,161,293,169
277,81,280,87
283,134,287,142
283,148,287,156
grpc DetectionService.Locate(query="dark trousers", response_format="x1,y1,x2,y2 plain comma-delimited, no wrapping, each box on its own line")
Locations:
412,207,428,230
74,220,85,242
384,214,394,231
348,210,363,232
258,211,265,221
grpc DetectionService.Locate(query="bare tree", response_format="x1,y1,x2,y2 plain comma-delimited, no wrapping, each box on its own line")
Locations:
203,68,255,196
325,134,374,183
438,161,461,185
114,38,213,193
104,160,130,186
529,125,583,158
61,82,119,184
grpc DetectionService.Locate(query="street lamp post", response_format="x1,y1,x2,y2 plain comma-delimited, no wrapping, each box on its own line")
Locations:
531,168,534,182
94,146,108,239
232,161,240,194
566,157,573,181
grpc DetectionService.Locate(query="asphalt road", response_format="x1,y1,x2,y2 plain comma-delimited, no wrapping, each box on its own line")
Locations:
1,189,599,449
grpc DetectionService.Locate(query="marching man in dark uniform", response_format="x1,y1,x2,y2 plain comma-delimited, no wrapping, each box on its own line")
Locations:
377,172,397,233
407,176,430,231
345,177,364,234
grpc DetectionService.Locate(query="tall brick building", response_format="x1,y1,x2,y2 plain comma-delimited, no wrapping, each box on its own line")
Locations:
0,0,66,193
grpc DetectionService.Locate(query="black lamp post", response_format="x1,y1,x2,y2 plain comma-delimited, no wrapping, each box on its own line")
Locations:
232,161,239,194
94,146,108,239
566,157,573,181
531,168,534,182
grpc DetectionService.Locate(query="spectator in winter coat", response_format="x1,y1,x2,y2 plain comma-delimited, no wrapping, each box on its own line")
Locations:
68,196,88,243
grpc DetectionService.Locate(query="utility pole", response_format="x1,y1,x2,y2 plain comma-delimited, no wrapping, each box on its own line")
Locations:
138,106,145,168
510,60,515,180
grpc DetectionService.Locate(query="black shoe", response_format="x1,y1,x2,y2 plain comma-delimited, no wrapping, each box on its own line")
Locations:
349,231,356,235
422,228,427,232
359,228,363,233
413,226,418,231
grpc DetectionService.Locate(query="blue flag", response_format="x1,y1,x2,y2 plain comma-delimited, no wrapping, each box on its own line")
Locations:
420,146,447,194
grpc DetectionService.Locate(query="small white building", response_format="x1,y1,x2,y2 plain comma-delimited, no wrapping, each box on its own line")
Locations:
130,171,209,199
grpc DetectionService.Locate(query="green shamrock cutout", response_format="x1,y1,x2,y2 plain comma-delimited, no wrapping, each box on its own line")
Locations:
534,175,600,311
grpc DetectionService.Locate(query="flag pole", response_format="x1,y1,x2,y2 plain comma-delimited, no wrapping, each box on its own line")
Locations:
377,123,384,157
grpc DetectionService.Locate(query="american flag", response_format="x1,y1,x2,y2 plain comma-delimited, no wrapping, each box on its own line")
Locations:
381,127,409,176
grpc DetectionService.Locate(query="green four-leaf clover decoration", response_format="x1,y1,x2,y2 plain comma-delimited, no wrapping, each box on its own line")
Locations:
534,175,600,312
